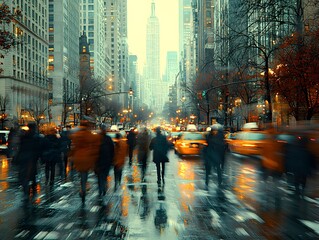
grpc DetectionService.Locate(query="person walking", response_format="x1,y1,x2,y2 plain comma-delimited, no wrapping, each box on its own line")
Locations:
136,127,150,181
95,124,114,197
127,128,136,166
149,127,169,186
15,122,43,203
204,125,226,188
60,125,72,179
70,120,101,204
285,135,316,197
42,127,62,186
113,133,128,191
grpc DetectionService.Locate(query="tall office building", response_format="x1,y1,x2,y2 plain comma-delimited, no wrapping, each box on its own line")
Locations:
178,0,196,110
105,0,128,108
164,51,179,84
0,0,49,125
80,0,108,81
145,0,161,112
48,0,80,126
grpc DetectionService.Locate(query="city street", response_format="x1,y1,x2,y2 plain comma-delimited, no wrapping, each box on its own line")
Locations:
1,151,319,239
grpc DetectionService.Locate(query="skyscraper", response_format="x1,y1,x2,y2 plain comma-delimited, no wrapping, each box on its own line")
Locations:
49,0,80,126
145,0,161,112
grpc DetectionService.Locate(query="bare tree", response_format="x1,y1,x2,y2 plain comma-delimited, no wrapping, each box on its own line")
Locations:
0,95,9,129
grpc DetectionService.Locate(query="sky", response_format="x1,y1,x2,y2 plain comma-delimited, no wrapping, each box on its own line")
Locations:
127,0,179,75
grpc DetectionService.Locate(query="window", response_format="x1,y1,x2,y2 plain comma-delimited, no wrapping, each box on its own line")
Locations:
88,19,94,24
88,32,94,37
48,55,54,63
88,25,94,31
88,5,94,10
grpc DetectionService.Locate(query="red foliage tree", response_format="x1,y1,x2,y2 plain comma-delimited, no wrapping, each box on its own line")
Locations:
0,2,22,73
272,29,319,121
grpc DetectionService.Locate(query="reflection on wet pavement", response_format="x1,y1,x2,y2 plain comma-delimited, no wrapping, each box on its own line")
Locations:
0,151,319,239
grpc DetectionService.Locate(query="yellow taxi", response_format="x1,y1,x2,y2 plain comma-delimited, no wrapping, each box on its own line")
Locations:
228,131,267,157
174,132,206,156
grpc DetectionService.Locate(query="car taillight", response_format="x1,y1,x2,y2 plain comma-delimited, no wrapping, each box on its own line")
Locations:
242,143,256,147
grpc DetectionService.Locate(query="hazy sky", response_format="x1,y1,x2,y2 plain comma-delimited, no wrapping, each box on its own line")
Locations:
127,0,179,75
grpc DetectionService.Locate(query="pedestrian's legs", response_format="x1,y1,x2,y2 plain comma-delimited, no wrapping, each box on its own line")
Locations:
57,158,63,179
205,162,211,186
45,161,50,183
63,152,68,178
19,170,29,201
294,174,300,195
80,171,88,203
161,162,165,184
50,161,56,185
156,163,161,184
141,159,147,180
97,171,107,196
114,167,119,190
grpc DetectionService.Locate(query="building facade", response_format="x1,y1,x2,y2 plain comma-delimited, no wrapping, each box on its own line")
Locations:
48,0,80,126
144,0,161,113
0,0,49,126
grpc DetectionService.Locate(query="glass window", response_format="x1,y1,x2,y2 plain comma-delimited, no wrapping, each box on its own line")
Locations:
88,32,94,37
184,133,205,140
88,25,94,31
88,5,94,10
88,12,94,18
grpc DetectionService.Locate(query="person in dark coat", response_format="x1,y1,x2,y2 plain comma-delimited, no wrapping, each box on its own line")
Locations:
43,127,62,186
136,127,150,181
204,125,226,187
127,128,136,166
16,122,43,202
60,125,72,179
149,127,169,185
285,135,316,197
95,124,114,197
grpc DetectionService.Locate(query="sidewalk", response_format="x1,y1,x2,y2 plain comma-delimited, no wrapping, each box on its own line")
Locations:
0,155,137,239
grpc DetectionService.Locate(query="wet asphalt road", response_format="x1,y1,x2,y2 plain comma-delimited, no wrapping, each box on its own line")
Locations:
0,151,319,239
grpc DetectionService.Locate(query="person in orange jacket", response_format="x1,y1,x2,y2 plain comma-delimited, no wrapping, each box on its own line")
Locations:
113,132,128,190
70,120,101,204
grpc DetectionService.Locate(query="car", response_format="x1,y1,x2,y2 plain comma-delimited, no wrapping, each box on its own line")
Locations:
106,131,126,143
0,130,10,155
228,131,267,157
167,131,182,149
186,124,197,131
174,132,206,156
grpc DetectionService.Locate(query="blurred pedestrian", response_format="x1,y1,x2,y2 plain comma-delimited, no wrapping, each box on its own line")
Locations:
285,136,316,197
95,124,114,197
69,120,101,204
60,125,72,179
42,127,62,186
127,128,136,166
136,127,150,181
7,123,21,160
204,125,226,187
15,122,43,202
149,127,169,186
113,132,128,190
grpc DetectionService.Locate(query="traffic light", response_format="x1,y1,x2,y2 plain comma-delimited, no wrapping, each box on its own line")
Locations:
197,92,202,100
202,90,206,98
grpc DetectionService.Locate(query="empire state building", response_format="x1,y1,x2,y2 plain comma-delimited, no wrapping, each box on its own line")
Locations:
144,0,161,112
